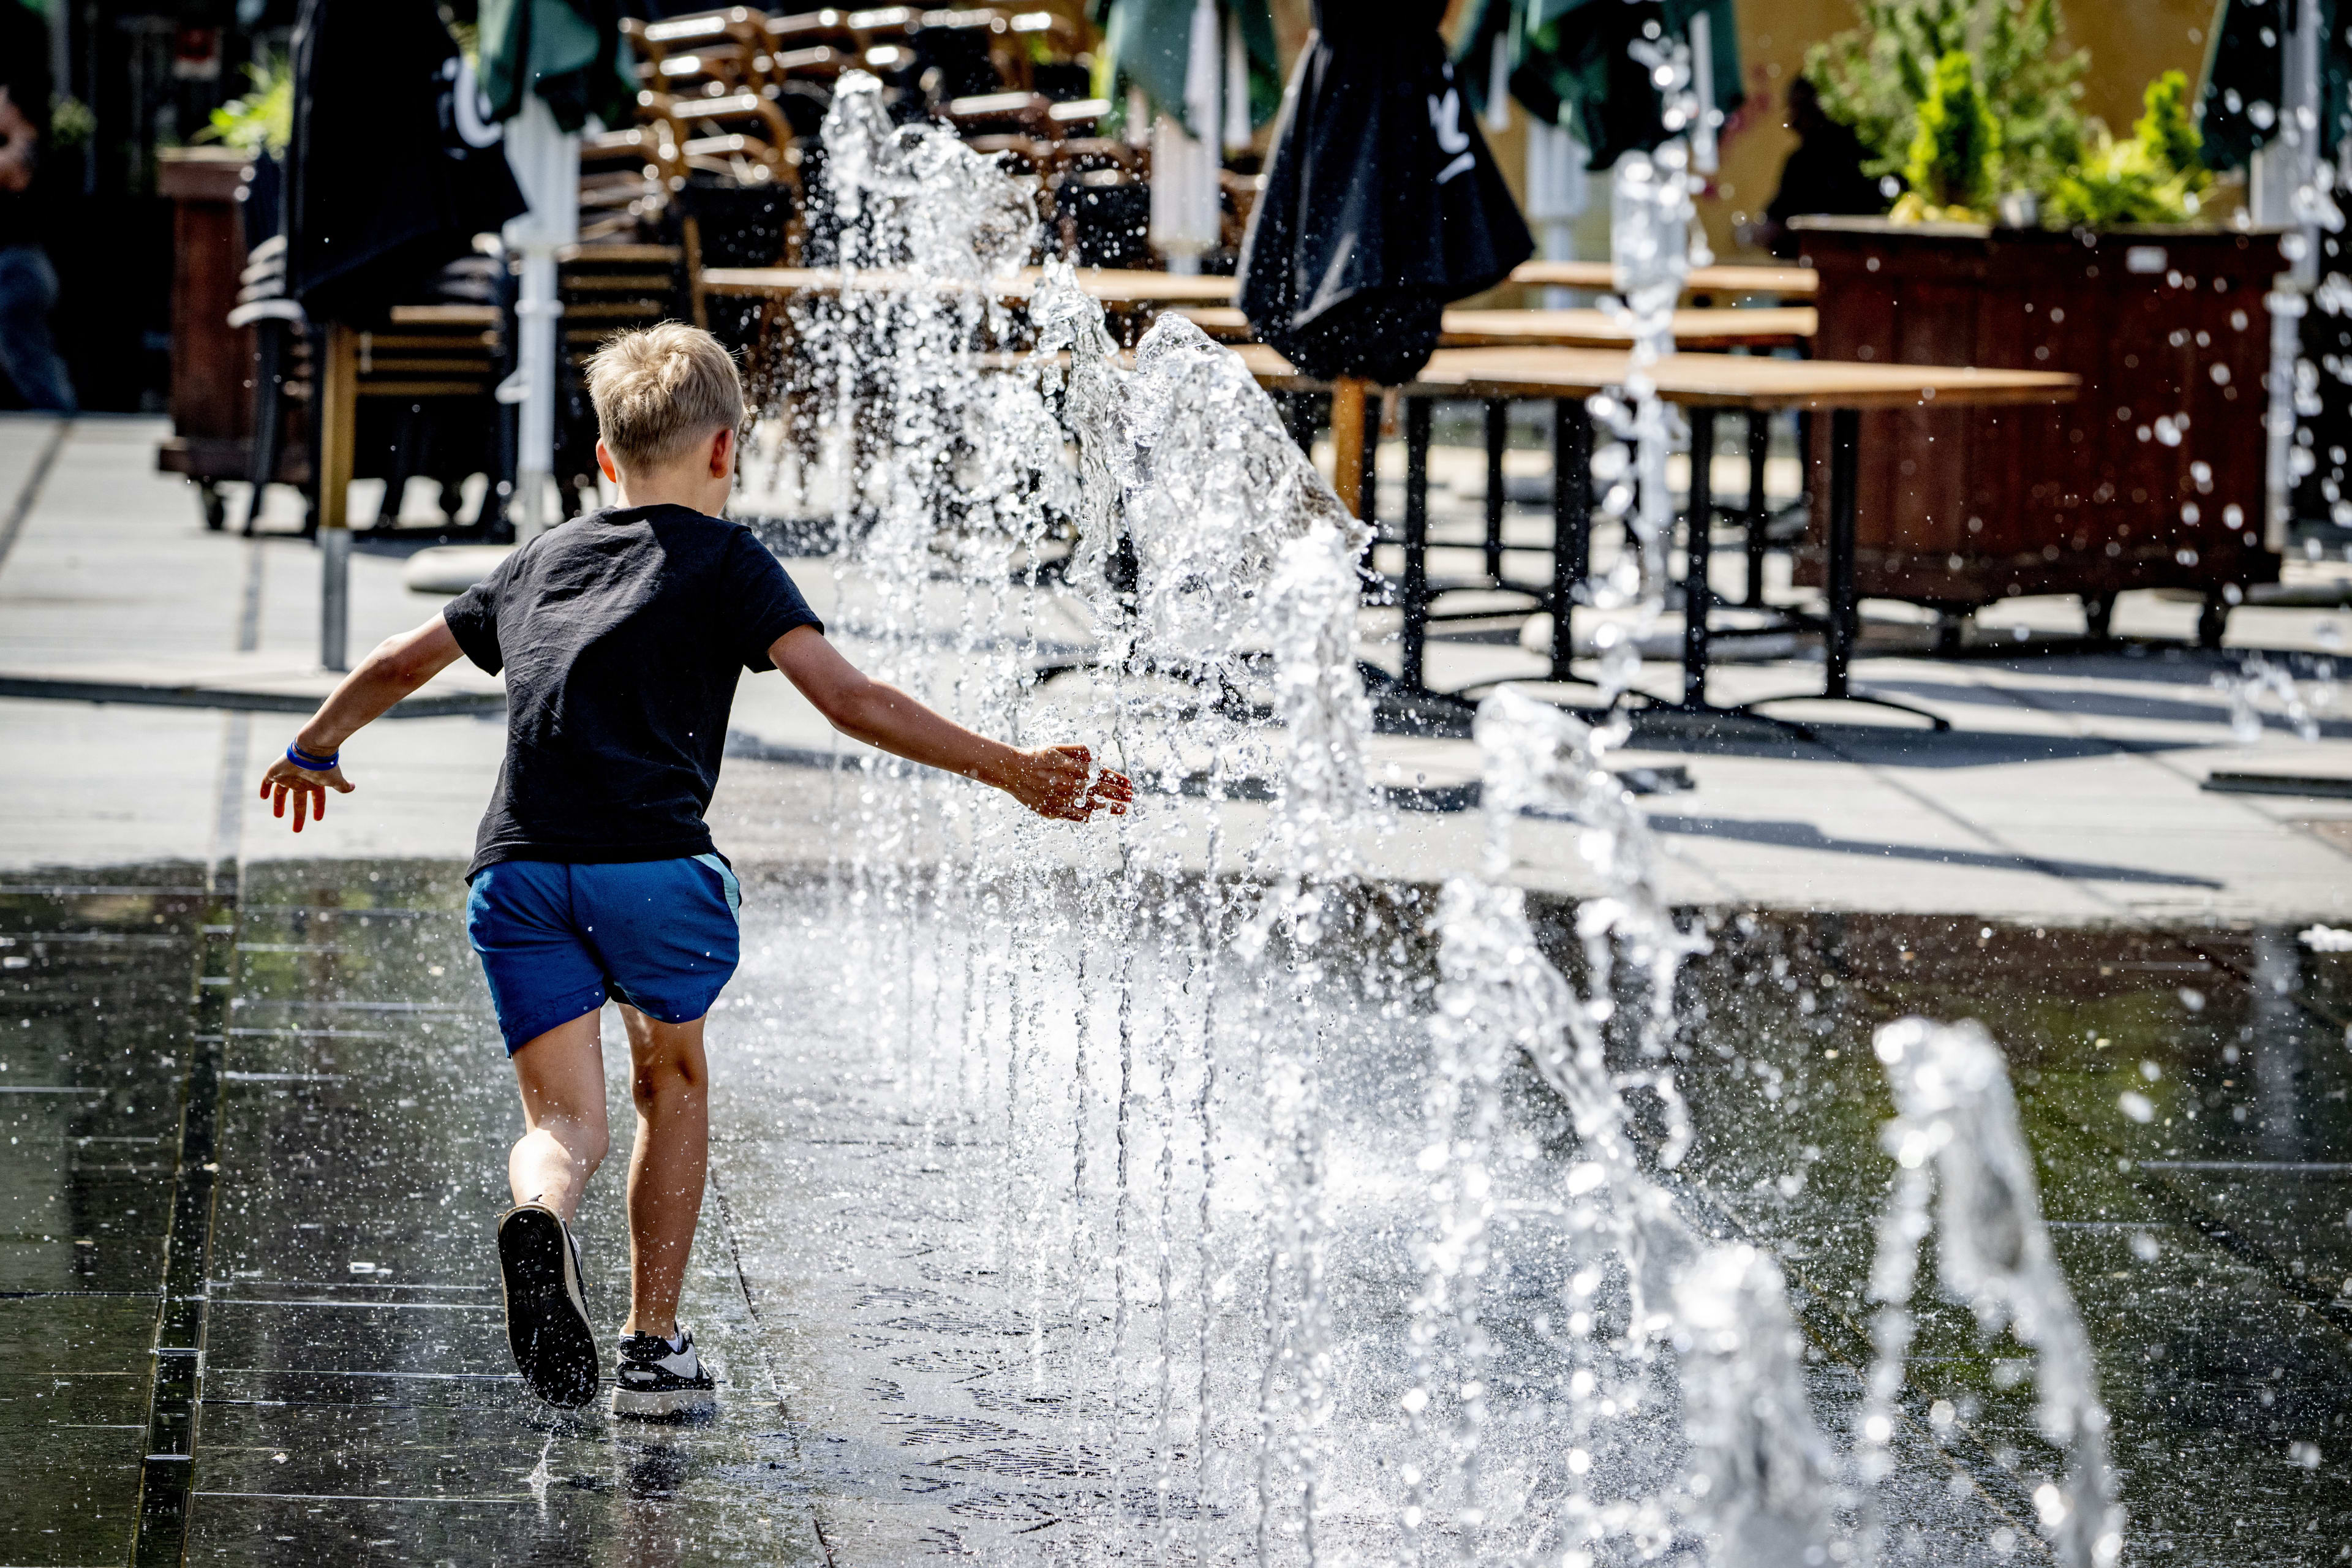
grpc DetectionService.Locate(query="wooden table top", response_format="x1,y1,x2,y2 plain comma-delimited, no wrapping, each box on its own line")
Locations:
697,265,1242,304
1509,260,1820,297
701,263,1820,309
1172,304,1815,349
383,304,502,327
1441,306,1815,348
1228,343,2077,411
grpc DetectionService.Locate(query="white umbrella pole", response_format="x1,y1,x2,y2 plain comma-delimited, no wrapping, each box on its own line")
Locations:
1149,0,1223,274
499,97,580,540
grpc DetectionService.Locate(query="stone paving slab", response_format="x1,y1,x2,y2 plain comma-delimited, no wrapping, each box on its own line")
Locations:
6,863,2349,1564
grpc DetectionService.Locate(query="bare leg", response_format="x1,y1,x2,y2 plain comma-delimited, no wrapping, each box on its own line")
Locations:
618,1005,709,1341
509,1011,611,1221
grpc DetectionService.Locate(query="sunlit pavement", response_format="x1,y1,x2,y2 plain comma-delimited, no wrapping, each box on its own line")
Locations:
4,413,2348,922
4,413,2352,1565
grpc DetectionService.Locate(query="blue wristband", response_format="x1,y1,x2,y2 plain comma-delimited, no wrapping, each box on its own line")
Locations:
286,742,339,771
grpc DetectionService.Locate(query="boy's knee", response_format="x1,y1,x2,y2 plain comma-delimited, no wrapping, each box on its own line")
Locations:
631,1044,706,1112
532,1110,609,1172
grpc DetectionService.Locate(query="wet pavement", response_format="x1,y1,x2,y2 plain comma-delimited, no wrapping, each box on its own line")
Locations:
5,856,2347,1564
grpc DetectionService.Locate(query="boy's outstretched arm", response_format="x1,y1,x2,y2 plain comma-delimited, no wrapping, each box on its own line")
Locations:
770,625,1132,821
256,616,466,832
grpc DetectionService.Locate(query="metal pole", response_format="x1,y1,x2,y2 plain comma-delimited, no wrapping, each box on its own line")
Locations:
1681,407,1715,707
1825,407,1861,699
1483,399,1507,581
1550,398,1591,681
1402,396,1431,692
315,322,357,672
1743,409,1771,606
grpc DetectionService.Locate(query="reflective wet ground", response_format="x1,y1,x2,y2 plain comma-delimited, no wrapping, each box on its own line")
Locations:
2,859,2346,1564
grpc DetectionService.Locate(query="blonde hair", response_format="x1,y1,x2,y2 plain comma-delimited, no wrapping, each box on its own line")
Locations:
585,322,745,471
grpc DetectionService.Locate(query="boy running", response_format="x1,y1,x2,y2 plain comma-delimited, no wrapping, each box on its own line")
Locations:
258,323,1129,1417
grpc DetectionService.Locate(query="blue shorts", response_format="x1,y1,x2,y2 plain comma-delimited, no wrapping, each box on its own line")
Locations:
465,856,742,1054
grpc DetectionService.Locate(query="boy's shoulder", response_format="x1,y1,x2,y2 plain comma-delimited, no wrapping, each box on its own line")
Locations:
514,505,755,564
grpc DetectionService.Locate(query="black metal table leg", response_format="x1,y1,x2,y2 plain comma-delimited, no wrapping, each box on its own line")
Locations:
1280,391,1314,456
1360,391,1379,529
1825,406,1860,699
1550,398,1592,681
1682,407,1716,707
1483,398,1507,582
1402,396,1433,693
1743,408,1770,607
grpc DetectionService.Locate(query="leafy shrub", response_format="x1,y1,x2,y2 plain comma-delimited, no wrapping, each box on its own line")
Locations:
1806,0,2086,199
2046,69,2210,226
1892,51,2000,219
198,55,292,158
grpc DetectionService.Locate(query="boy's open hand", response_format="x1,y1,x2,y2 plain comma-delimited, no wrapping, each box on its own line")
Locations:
258,754,353,833
1003,745,1132,822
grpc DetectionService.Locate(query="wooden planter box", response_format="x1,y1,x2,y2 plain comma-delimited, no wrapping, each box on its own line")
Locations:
1793,217,2283,639
156,149,255,469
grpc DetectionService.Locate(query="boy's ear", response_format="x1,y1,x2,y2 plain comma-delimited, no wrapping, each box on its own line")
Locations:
595,439,619,484
708,424,735,478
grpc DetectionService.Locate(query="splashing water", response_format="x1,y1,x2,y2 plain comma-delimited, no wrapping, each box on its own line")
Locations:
1573,32,1710,703
1865,1019,2123,1568
1673,1245,1841,1566
2212,652,2329,743
744,57,2132,1568
1411,685,1846,1566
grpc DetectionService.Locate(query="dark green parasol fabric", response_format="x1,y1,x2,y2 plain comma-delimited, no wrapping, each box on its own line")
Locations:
1091,0,1282,134
1455,0,1741,170
477,0,638,132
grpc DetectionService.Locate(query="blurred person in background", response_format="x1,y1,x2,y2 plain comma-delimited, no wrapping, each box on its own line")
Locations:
1755,75,1885,261
0,0,76,414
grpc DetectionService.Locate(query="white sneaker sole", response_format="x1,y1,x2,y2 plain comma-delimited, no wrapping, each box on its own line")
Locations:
610,1384,717,1419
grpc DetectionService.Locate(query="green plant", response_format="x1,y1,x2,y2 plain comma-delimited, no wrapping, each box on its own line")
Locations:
47,95,92,150
1806,0,2086,197
2046,69,2211,227
2133,67,2202,178
197,54,292,157
1898,51,1999,216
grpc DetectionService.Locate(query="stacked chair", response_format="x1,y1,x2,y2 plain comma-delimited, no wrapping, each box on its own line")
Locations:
219,7,1145,537
228,243,507,538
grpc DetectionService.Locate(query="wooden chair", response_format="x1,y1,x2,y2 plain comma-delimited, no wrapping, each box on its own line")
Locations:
943,89,1057,138
764,42,851,80
356,301,505,534
1001,10,1090,91
910,7,1013,97
582,125,683,187
763,8,858,53
751,47,845,140
844,6,918,47
622,10,771,97
554,243,689,514
646,89,800,183
1038,134,1147,267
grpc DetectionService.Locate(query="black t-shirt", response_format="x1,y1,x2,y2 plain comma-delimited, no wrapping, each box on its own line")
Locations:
443,504,823,878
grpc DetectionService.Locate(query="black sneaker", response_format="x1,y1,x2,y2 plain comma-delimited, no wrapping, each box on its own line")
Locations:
611,1324,716,1419
496,1202,598,1408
